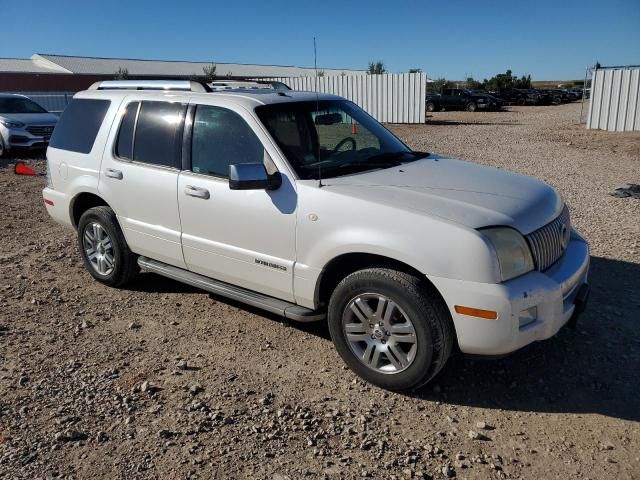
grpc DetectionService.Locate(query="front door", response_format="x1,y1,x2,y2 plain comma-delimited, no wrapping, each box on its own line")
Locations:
177,102,297,301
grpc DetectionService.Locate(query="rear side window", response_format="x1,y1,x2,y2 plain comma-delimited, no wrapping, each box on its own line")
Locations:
49,98,110,154
191,105,263,178
132,101,185,167
115,101,139,159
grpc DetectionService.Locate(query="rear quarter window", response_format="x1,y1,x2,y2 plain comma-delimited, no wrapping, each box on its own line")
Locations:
49,98,111,154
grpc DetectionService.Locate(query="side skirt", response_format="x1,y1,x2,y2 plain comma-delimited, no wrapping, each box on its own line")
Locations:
137,256,325,322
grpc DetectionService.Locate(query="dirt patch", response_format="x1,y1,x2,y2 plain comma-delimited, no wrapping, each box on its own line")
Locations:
0,103,638,479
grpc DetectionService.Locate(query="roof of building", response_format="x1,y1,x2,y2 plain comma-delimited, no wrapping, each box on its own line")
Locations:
0,53,364,78
0,57,69,74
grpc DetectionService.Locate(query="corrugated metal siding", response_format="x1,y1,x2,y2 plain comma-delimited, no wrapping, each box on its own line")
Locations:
587,67,640,131
268,73,426,124
16,92,75,114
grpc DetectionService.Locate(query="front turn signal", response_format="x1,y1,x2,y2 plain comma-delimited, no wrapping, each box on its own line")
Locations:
454,305,498,320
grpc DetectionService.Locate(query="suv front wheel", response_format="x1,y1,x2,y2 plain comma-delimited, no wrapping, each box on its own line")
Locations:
328,268,454,391
77,206,139,287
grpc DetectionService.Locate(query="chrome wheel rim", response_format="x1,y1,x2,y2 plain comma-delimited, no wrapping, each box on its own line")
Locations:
342,293,417,374
82,222,115,276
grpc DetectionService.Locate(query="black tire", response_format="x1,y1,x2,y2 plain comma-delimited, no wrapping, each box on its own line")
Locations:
77,206,139,287
425,102,436,112
328,268,454,391
466,102,477,112
517,97,526,106
0,136,6,158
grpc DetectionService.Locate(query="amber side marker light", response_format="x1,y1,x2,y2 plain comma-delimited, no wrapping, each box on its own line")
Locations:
454,305,498,320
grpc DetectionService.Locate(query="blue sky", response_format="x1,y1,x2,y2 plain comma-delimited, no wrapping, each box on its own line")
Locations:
2,0,639,80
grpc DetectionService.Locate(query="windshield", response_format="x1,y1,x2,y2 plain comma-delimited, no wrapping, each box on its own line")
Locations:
256,100,425,179
0,97,48,114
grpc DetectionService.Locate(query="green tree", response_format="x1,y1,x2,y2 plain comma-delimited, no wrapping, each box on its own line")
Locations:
114,67,129,80
428,77,450,92
408,68,422,74
202,63,217,82
316,69,325,77
482,70,532,91
367,61,386,75
465,77,484,90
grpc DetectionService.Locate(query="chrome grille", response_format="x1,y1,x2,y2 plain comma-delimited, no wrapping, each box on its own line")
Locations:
26,125,54,139
526,206,570,271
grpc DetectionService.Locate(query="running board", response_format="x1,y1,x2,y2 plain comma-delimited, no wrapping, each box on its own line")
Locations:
137,256,325,322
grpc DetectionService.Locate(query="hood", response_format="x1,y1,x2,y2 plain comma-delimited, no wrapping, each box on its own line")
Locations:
323,156,563,234
0,112,59,125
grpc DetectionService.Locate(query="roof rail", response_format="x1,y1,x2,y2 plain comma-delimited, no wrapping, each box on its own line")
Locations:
208,80,291,92
88,80,211,92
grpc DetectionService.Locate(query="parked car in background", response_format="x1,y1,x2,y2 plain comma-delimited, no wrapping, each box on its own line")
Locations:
494,88,545,106
42,80,590,391
0,94,58,157
471,90,505,108
540,89,564,105
425,88,499,112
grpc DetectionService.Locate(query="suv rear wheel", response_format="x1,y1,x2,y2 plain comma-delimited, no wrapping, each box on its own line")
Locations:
77,206,139,287
466,102,477,112
425,101,437,112
328,268,454,391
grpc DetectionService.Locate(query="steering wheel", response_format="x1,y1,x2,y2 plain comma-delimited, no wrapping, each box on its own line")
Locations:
333,137,357,152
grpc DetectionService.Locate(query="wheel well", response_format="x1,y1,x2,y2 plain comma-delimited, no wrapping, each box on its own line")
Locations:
71,193,109,228
316,253,432,307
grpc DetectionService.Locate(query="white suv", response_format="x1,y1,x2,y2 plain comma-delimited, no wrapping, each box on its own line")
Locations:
43,80,590,391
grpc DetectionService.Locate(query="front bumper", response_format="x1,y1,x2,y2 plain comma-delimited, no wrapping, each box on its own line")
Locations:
429,232,590,356
2,125,53,150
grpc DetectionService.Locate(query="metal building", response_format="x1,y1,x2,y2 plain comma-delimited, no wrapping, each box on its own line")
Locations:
270,73,427,124
0,53,365,92
587,65,640,132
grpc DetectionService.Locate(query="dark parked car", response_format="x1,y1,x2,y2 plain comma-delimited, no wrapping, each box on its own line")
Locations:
425,88,499,112
493,88,541,106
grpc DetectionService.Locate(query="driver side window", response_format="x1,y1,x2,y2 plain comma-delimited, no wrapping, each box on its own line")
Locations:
191,105,264,178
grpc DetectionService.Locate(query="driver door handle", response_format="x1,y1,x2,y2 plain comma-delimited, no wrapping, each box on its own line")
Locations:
104,168,123,180
184,185,210,199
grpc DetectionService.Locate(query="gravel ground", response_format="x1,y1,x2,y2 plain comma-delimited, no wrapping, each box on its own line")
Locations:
1,102,639,480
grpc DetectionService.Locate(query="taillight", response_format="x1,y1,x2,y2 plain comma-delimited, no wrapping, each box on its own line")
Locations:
46,158,54,189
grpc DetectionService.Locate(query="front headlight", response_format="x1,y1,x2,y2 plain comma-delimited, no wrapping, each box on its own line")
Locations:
0,119,25,128
481,227,534,281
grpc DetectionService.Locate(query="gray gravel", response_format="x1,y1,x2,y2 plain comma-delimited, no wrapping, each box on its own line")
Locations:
1,102,639,479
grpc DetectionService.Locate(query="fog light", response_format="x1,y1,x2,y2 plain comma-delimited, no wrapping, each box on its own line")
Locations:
518,306,537,328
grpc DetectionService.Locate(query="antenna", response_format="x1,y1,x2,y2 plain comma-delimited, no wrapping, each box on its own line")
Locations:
314,36,324,188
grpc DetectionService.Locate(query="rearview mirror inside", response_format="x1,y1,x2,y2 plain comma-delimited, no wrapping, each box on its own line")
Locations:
315,113,343,126
229,163,281,191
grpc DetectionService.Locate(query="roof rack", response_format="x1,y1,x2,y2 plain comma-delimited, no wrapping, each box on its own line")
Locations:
208,80,291,91
88,80,211,92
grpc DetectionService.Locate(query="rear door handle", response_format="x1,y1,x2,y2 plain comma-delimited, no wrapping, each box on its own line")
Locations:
104,168,123,180
184,185,210,199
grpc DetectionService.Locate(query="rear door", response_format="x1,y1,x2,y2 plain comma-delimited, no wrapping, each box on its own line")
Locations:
99,97,188,268
177,100,297,301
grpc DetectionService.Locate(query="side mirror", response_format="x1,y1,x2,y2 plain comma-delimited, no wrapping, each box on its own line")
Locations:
229,163,282,191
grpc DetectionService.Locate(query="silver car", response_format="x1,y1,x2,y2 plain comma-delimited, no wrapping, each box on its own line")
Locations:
0,94,58,157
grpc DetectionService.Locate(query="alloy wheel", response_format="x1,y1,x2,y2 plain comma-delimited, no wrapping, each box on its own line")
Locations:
342,293,418,374
82,222,115,276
